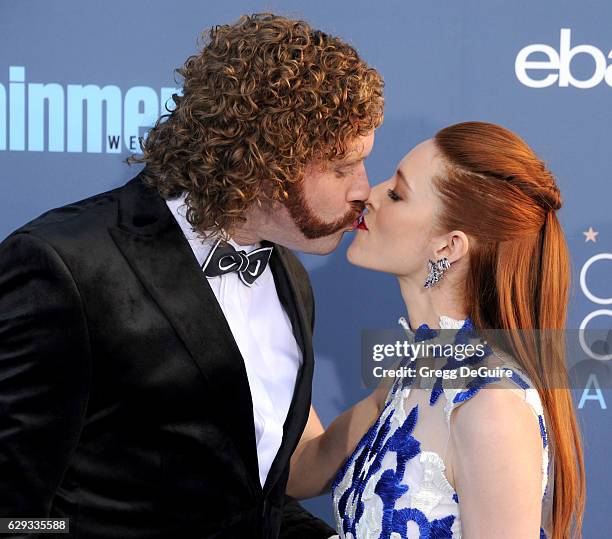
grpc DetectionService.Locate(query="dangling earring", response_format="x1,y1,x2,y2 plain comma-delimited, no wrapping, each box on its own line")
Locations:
424,257,451,288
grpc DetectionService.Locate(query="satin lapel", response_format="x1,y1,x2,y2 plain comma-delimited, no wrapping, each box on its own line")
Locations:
264,246,314,495
107,172,260,492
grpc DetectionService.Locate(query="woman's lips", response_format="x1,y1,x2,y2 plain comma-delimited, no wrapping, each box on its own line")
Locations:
357,212,369,231
350,210,369,232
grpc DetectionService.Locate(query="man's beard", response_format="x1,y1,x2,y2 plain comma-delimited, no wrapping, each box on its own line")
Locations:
283,180,365,240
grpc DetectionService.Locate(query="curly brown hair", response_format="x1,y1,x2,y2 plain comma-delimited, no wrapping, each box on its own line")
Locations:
125,12,384,239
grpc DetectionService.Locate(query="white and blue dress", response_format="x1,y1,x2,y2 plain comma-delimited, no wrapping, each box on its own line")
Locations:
331,316,553,539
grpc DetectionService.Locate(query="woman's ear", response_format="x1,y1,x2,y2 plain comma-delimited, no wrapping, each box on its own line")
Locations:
433,230,469,263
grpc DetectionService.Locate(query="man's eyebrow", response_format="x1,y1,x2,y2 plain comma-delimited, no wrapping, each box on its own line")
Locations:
337,155,367,167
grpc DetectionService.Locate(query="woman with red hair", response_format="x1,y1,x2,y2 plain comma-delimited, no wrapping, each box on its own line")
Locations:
289,122,585,539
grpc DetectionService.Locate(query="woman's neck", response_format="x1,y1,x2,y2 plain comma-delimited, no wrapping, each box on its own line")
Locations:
397,274,468,330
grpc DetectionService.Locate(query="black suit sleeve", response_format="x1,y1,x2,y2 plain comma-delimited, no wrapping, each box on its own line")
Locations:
0,232,92,517
279,495,336,539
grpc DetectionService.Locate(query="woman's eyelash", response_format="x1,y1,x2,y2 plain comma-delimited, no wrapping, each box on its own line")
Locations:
387,188,401,201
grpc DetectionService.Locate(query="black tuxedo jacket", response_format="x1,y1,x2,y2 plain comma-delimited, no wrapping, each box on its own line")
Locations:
0,169,335,539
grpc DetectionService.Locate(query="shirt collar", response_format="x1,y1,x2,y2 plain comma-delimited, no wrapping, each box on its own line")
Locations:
165,192,261,267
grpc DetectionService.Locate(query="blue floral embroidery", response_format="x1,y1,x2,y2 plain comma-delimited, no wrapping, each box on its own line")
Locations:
391,508,455,539
424,318,494,407
414,323,438,343
452,375,502,404
509,370,530,389
538,415,548,448
337,405,421,537
332,399,394,492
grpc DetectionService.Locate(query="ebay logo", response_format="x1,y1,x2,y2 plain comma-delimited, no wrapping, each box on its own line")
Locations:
515,28,612,88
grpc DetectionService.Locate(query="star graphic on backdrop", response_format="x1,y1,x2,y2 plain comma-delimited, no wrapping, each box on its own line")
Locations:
583,227,599,243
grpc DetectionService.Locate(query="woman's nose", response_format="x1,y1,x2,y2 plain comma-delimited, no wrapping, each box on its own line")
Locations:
365,180,387,211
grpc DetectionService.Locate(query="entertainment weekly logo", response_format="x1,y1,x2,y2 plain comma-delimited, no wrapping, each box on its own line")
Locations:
515,28,612,88
0,66,181,153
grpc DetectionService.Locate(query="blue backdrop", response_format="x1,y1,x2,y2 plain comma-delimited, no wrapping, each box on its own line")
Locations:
1,1,610,535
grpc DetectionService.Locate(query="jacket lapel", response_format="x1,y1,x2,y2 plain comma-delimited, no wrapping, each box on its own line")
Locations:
264,246,314,495
107,170,261,493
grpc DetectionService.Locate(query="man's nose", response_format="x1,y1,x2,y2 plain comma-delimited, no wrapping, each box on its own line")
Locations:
347,170,371,203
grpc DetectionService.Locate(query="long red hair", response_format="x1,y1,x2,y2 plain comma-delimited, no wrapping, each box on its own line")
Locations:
433,122,585,538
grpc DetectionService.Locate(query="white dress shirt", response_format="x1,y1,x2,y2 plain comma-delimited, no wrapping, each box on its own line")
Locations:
165,193,303,488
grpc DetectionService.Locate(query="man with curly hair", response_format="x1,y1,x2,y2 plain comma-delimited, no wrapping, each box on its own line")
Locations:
0,13,383,539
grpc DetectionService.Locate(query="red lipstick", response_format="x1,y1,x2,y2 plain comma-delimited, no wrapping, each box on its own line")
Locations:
357,212,368,231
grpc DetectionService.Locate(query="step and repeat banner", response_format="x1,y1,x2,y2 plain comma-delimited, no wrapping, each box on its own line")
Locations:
1,0,610,535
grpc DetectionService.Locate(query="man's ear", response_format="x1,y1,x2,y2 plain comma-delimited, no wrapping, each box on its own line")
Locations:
432,230,469,263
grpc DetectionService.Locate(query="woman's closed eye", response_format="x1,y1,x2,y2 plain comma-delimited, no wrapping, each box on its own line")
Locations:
387,188,402,201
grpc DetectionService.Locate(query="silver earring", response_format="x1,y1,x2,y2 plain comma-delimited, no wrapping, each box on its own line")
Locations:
424,257,450,288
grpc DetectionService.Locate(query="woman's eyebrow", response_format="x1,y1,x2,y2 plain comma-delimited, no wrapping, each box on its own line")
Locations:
397,169,411,191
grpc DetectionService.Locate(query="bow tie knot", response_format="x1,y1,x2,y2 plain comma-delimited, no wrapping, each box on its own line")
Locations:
202,239,273,286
